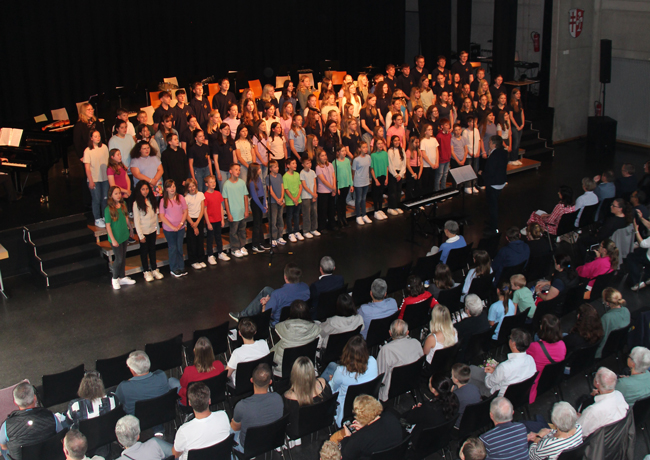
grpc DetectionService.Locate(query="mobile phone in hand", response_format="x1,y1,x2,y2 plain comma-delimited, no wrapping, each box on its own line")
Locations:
343,420,357,434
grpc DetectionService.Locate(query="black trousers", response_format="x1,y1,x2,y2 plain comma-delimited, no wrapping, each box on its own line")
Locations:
186,220,205,264
486,186,501,231
337,187,349,224
139,232,158,271
405,170,421,200
372,175,387,212
421,168,434,195
0,174,16,201
388,174,404,209
318,192,336,230
251,200,264,246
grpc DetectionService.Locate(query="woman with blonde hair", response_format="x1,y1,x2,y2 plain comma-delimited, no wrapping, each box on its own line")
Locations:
205,110,223,144
238,88,255,114
297,75,313,113
341,83,362,119
258,84,279,114
357,73,370,103
74,102,105,160
474,79,492,107
423,305,459,363
595,287,630,358
305,134,319,161
284,357,332,409
178,336,225,405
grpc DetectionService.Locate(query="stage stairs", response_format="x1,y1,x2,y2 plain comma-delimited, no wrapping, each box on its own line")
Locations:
519,119,554,162
24,214,106,287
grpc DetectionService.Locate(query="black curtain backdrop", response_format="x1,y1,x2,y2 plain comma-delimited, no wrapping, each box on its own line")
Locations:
457,0,473,55
0,0,405,125
418,0,452,67
492,0,518,82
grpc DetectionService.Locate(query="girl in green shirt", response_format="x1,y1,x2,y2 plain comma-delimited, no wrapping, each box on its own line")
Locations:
370,138,389,220
335,144,353,227
105,186,135,290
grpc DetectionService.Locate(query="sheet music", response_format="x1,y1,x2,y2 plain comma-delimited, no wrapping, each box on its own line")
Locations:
8,129,22,147
164,77,179,87
449,165,477,185
51,107,69,121
140,106,155,125
0,129,10,146
34,114,48,123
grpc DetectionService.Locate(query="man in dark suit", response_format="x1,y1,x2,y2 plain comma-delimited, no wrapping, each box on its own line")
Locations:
456,294,490,362
310,256,345,311
481,136,508,235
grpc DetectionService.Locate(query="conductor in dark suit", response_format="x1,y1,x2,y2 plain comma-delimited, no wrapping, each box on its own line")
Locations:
481,136,508,235
310,256,345,311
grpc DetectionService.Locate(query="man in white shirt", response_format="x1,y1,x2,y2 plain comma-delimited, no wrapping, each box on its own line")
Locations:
574,177,599,226
226,318,270,386
377,319,424,401
577,367,629,437
172,383,230,460
469,328,536,397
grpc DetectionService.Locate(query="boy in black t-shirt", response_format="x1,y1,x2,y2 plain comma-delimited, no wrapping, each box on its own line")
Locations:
152,91,173,133
450,51,474,84
489,75,508,104
189,82,211,131
385,64,398,94
212,78,237,121
432,55,450,84
411,55,429,88
396,64,414,100
470,68,486,98
173,89,194,135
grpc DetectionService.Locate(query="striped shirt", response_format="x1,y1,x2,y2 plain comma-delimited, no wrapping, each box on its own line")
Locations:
528,424,583,460
65,393,119,426
480,421,528,460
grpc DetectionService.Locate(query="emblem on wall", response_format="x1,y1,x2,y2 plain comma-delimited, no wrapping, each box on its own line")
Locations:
569,8,584,38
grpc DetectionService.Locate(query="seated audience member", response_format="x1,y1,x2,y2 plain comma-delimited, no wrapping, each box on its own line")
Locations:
423,305,458,364
527,402,583,459
172,382,230,459
62,430,104,460
595,288,630,359
576,239,618,290
461,250,492,301
231,363,284,452
526,315,567,403
631,190,649,221
284,357,332,425
525,222,553,259
534,254,578,302
563,304,604,356
616,346,650,405
229,263,310,326
428,263,460,298
398,275,436,320
426,220,467,264
319,293,364,349
479,397,528,460
577,367,629,437
178,337,225,405
271,300,321,378
320,440,341,460
638,161,650,199
615,163,637,199
403,374,459,443
377,319,424,401
594,170,616,220
115,415,172,460
595,198,632,241
628,214,650,291
310,256,345,310
339,395,402,460
0,382,62,459
491,227,530,284
526,185,575,235
357,279,398,339
487,282,516,340
459,438,487,460
455,294,490,359
65,371,118,427
451,363,482,428
226,318,270,386
510,274,536,321
327,335,379,426
573,177,598,225
116,351,179,415
469,328,536,397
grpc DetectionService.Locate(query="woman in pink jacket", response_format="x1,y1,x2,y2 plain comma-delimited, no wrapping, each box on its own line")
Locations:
576,239,618,297
527,314,566,403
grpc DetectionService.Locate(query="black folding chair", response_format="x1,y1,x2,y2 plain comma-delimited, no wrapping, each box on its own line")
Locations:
597,198,614,223
564,343,600,391
186,371,228,412
320,327,362,370
436,284,463,314
525,253,554,283
387,356,425,403
455,392,498,439
385,262,413,294
503,372,538,418
599,326,629,370
20,428,68,460
578,203,598,228
78,406,126,453
497,261,527,287
232,414,289,460
409,416,458,459
227,353,275,402
536,361,566,401
556,443,587,460
427,344,459,377
468,273,495,302
351,271,381,306
342,374,384,422
285,393,338,442
556,210,580,238
187,433,235,460
279,338,319,381
477,234,501,259
365,312,400,353
95,351,134,389
633,394,650,451
279,306,291,323
314,285,348,321
412,252,442,282
589,272,615,303
40,364,85,407
531,296,564,332
402,298,434,337
230,310,272,348
446,243,474,275
134,389,179,432
369,434,412,460
465,325,497,365
495,311,528,348
185,321,230,366
144,333,183,373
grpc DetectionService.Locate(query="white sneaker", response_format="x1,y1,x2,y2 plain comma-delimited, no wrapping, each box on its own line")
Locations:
304,232,314,239
288,233,297,243
191,263,202,270
374,211,382,220
119,277,136,285
297,232,305,241
95,219,106,228
278,238,287,245
272,240,278,247
387,208,398,216
379,211,388,219
143,271,154,282
200,262,207,268
152,269,164,279
465,188,473,194
207,255,217,265
232,250,244,258
396,208,404,214
112,279,121,290
363,215,372,224
356,217,365,225
473,187,480,193
312,230,321,236
241,247,249,256
631,282,646,292
218,252,231,261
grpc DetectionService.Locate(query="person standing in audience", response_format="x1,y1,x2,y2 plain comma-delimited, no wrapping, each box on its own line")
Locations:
159,179,188,278
231,364,284,452
115,415,172,459
527,315,567,403
595,288,630,358
109,119,136,170
161,133,188,195
423,305,458,364
577,367,629,437
132,181,162,282
223,163,250,258
377,319,424,401
358,279,398,339
190,82,211,130
184,179,206,270
173,89,194,135
84,130,110,228
106,186,135,290
527,402,583,460
616,346,650,405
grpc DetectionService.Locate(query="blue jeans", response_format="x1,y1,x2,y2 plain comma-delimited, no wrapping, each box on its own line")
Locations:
163,228,185,272
89,180,108,220
469,156,480,187
239,164,248,184
434,162,450,191
355,185,369,217
320,362,338,381
240,286,274,317
194,166,210,192
510,127,522,162
218,170,230,193
286,205,300,233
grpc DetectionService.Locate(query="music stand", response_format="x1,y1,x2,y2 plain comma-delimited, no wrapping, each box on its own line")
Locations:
449,165,477,215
